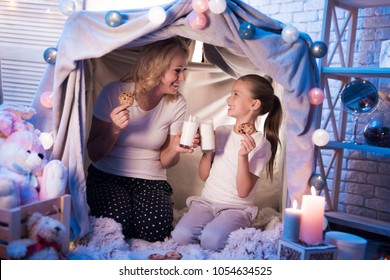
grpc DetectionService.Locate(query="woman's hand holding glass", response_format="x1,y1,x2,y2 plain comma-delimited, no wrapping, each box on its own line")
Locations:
175,130,200,153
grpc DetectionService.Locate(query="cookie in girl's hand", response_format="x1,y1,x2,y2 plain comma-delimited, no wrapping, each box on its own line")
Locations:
238,123,255,135
118,92,134,107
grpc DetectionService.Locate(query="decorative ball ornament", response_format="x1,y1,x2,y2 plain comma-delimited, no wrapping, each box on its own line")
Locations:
43,47,57,64
148,7,167,25
311,41,328,58
281,24,299,43
40,91,53,109
312,128,330,147
309,87,325,105
105,11,123,27
187,11,208,30
363,118,390,148
192,0,209,13
59,0,76,16
209,0,227,14
239,22,256,39
39,132,54,150
309,174,327,191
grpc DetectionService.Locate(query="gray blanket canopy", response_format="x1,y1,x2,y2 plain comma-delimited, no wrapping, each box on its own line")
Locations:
30,0,319,239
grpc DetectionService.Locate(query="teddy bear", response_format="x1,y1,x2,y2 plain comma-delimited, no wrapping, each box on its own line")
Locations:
0,104,36,140
6,212,67,260
0,130,68,208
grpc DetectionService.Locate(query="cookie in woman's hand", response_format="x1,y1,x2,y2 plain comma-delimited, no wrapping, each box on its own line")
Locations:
238,123,255,135
118,92,134,107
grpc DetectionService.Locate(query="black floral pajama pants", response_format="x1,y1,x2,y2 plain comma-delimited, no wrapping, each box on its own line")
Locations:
86,165,173,242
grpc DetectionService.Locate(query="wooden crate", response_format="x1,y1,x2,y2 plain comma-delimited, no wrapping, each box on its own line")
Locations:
278,239,337,260
0,194,71,259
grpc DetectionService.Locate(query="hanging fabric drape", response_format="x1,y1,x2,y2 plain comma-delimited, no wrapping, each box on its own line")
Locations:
30,0,319,239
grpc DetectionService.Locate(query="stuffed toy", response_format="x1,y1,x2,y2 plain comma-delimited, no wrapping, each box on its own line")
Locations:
6,212,67,260
0,104,36,139
0,130,67,208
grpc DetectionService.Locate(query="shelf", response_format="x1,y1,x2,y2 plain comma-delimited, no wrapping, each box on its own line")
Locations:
319,0,390,241
322,67,390,79
335,0,390,8
321,141,390,155
325,211,390,237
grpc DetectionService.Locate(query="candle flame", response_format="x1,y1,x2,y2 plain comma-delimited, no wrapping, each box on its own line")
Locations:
311,186,316,196
292,199,298,209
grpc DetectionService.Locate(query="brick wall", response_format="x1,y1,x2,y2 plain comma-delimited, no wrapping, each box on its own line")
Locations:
244,0,390,222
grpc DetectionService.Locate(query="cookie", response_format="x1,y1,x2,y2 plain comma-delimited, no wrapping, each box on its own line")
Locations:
238,123,255,135
148,253,166,260
118,92,134,107
147,251,183,260
164,251,183,260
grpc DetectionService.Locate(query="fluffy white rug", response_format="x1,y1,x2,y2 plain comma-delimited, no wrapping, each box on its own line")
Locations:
67,207,282,260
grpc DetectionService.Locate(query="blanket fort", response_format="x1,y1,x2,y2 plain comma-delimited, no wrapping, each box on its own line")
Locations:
30,0,319,239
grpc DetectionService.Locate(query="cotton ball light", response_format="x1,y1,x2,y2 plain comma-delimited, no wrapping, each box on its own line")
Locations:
148,6,167,25
209,0,226,14
187,11,208,30
39,132,54,150
311,41,328,58
239,22,256,39
43,47,57,64
40,91,53,109
59,0,76,16
312,129,330,147
309,87,325,105
105,11,123,27
308,174,327,191
281,24,299,43
209,0,227,14
192,0,209,13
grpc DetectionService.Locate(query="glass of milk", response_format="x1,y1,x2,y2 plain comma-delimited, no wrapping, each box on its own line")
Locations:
200,119,215,152
179,115,199,149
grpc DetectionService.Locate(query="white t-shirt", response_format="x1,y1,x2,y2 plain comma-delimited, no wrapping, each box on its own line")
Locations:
201,125,272,206
92,81,187,180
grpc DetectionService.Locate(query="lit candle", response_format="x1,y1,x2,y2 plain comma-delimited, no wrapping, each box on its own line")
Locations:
300,186,325,245
282,200,302,242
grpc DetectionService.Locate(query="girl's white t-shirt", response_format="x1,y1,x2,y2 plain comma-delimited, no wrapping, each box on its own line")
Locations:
92,81,186,180
201,125,272,205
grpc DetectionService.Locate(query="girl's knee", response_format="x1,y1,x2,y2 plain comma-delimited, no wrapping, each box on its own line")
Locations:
171,226,196,246
200,229,227,251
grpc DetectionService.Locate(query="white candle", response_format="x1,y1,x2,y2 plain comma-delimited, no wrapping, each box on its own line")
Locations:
282,200,302,242
300,186,325,245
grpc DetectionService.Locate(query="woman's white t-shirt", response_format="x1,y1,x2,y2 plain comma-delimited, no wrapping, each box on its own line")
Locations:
92,81,186,180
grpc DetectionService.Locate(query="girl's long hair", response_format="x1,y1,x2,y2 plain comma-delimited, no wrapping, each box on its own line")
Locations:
239,74,283,180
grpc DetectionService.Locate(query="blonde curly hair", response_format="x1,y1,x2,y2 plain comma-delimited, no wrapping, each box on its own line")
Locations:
121,37,190,101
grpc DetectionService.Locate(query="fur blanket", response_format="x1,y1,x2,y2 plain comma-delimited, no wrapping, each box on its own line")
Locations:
67,208,283,260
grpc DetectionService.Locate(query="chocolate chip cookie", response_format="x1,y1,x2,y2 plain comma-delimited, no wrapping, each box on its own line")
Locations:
238,123,255,135
118,92,134,107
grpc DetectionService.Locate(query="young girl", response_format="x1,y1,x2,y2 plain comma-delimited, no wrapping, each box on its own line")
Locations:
171,74,283,251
